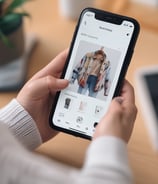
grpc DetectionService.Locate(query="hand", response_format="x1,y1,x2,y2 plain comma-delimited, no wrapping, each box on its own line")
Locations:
93,80,137,143
17,49,69,142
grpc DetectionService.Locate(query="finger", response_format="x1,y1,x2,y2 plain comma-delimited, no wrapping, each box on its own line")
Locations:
99,98,123,126
26,76,69,99
121,80,135,103
105,97,123,118
120,80,137,119
32,49,69,80
46,75,69,94
93,98,124,140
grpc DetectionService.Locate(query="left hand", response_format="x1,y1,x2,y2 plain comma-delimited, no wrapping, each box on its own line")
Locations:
17,49,69,142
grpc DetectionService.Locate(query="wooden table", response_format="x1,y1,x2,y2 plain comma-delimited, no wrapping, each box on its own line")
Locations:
1,1,158,184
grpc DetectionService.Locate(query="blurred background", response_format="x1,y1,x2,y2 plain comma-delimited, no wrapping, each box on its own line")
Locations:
0,0,158,184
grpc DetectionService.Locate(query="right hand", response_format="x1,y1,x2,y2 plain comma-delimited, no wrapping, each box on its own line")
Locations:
93,80,137,143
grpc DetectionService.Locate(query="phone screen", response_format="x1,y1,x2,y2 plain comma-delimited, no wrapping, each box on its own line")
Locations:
50,8,139,139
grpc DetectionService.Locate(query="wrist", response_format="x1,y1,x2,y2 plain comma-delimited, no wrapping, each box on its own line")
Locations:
0,99,42,149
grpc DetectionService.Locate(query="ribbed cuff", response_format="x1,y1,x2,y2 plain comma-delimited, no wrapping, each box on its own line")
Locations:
0,99,42,150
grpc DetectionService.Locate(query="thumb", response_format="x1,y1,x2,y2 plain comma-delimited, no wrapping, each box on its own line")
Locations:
19,76,69,100
46,75,69,93
104,97,124,117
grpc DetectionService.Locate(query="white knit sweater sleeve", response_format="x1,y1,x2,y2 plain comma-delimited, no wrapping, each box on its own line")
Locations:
0,124,133,184
0,99,42,150
0,100,133,184
77,136,133,184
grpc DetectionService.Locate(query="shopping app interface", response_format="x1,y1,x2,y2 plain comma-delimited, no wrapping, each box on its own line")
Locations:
53,11,135,137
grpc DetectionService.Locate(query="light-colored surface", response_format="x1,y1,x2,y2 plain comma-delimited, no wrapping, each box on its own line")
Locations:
131,0,158,6
1,1,158,184
59,0,95,20
135,66,158,151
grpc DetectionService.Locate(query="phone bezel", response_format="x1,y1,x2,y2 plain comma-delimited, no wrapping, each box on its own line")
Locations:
49,8,140,140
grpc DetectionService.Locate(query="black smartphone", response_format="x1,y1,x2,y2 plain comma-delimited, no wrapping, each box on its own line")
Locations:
49,8,140,140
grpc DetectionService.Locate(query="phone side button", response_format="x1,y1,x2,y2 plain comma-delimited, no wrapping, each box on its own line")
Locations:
128,49,134,66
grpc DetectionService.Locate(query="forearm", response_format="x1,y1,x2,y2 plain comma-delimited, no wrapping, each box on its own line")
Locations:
0,123,79,184
0,120,133,184
77,136,133,184
0,99,42,150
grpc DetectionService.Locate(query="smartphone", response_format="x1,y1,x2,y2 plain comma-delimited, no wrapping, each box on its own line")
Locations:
49,8,140,140
135,66,158,150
